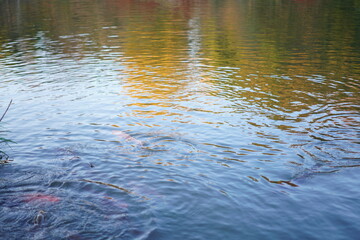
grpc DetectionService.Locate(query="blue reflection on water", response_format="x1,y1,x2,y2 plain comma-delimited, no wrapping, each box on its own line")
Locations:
1,0,360,239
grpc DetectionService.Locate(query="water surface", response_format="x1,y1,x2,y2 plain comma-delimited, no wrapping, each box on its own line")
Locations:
0,0,360,239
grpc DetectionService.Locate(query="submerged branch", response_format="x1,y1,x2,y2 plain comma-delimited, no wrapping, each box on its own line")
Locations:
80,179,150,200
0,100,13,122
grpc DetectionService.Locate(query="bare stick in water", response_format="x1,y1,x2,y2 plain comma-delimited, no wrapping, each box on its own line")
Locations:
0,100,12,122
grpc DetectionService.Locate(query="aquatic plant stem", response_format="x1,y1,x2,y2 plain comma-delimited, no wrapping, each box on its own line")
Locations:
0,100,12,122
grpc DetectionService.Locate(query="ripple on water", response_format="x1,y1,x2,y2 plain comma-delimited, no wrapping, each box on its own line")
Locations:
0,164,157,240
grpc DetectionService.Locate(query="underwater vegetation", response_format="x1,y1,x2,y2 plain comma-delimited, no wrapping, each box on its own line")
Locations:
0,100,13,164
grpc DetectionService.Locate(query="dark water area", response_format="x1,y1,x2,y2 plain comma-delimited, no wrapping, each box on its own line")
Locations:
0,0,360,239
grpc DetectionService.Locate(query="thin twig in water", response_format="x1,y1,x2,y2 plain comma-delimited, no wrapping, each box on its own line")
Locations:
0,100,12,122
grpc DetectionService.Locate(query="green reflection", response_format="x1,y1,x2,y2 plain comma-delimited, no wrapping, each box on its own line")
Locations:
0,0,359,115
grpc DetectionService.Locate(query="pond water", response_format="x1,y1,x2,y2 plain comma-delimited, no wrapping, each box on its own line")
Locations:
0,0,360,239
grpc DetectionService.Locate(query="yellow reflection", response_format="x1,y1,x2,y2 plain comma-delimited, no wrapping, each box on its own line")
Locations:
114,0,220,109
2,0,358,117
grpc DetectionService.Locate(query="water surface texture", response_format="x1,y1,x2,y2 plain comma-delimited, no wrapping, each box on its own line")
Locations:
1,0,360,239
